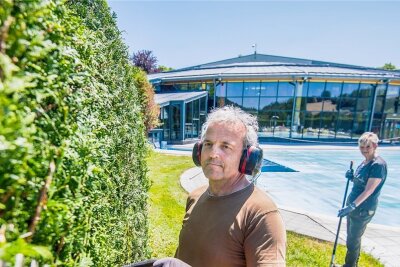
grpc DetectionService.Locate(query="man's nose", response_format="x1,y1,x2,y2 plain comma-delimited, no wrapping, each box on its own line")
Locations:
209,146,221,158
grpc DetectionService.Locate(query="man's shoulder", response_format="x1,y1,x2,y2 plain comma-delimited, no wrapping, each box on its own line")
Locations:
247,186,279,213
188,185,208,199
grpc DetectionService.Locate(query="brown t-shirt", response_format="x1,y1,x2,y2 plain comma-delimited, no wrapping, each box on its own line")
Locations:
176,184,286,267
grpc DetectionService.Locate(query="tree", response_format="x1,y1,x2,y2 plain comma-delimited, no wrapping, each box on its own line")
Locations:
156,65,174,72
382,63,397,70
134,68,160,132
131,50,158,73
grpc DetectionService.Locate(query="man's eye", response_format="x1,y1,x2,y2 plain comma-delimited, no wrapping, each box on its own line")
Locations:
204,143,212,147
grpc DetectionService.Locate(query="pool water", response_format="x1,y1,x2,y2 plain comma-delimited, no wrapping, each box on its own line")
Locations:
257,148,400,227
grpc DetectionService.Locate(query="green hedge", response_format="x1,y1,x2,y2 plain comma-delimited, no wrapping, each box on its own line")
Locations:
1,0,151,265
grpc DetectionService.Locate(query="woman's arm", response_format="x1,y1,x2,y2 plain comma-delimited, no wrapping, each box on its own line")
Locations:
353,178,381,207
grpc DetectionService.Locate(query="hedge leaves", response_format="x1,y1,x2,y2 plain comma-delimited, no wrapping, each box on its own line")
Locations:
1,0,151,265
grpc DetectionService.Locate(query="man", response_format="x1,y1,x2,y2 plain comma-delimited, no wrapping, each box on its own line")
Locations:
337,132,387,267
154,106,286,267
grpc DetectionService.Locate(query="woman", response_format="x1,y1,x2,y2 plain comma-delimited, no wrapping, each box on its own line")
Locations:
337,132,387,267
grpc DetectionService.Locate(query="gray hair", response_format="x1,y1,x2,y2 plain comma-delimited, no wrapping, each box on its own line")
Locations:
358,132,379,146
200,106,259,147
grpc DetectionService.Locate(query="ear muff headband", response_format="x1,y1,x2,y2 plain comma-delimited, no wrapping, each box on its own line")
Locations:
192,142,263,176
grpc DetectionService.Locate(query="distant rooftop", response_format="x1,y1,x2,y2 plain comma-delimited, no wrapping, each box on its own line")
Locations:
148,53,400,83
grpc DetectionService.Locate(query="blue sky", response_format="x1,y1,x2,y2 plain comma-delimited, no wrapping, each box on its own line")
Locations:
107,1,400,69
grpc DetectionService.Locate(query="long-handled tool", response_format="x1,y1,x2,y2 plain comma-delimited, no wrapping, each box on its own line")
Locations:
329,161,353,267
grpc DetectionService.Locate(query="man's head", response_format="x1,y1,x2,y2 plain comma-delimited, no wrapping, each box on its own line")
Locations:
200,106,259,148
199,106,259,182
358,132,379,159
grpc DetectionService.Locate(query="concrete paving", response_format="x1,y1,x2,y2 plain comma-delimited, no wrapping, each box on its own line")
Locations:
156,145,400,267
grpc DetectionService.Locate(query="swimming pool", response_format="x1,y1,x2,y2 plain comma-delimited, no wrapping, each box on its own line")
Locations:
257,147,400,227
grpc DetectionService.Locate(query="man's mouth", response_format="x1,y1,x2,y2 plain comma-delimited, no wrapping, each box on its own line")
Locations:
206,161,223,167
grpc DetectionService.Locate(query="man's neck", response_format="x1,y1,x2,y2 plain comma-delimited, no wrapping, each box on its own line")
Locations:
208,174,250,197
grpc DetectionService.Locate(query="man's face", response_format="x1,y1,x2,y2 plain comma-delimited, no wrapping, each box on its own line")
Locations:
201,122,246,182
359,142,377,159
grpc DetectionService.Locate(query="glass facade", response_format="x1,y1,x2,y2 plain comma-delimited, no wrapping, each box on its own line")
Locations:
158,81,400,141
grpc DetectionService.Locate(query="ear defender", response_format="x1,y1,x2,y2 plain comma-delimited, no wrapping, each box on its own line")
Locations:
192,142,263,176
239,146,263,176
192,142,202,166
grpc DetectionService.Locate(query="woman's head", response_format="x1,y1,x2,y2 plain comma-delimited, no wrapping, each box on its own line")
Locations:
358,132,379,159
358,132,379,147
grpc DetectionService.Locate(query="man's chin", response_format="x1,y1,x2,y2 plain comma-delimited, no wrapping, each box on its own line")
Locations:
203,170,223,181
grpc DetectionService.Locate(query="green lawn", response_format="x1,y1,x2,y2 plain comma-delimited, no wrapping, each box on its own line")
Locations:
146,151,383,267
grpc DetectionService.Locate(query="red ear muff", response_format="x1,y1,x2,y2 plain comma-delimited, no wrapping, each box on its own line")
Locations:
239,146,263,176
192,142,202,166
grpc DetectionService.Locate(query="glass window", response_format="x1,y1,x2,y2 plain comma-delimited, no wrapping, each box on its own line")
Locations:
387,85,400,96
319,112,337,138
260,82,278,97
274,111,292,128
193,99,199,118
259,97,276,111
278,82,295,96
186,102,193,123
376,84,387,96
336,111,353,138
188,83,202,91
242,97,259,116
325,82,342,98
308,82,325,98
160,84,175,92
226,82,243,97
384,95,399,113
174,83,189,91
226,96,242,107
341,83,359,97
374,96,385,113
257,110,274,132
171,104,181,140
200,97,206,114
356,98,372,112
216,83,226,97
206,83,215,95
338,96,357,112
358,83,374,97
275,97,293,110
322,99,338,112
353,112,370,136
242,97,259,110
306,97,323,112
243,82,260,97
304,111,321,138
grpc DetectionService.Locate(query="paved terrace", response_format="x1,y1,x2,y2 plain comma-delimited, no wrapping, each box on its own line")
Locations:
156,143,400,267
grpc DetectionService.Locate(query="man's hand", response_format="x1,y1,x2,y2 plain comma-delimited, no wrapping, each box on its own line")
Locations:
338,202,356,217
153,257,191,267
345,169,354,181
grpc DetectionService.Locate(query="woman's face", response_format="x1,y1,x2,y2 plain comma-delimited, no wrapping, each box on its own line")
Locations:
359,142,377,160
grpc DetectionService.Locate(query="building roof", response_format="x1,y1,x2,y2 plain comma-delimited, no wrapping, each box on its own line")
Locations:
154,91,208,107
148,53,400,83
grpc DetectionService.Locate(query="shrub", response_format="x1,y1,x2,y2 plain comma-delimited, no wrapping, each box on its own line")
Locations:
1,0,150,265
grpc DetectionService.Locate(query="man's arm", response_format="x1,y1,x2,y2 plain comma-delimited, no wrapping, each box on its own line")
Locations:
244,210,286,266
